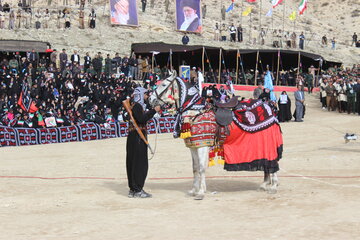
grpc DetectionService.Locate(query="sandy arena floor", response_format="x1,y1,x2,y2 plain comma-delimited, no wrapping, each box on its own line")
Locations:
1,91,360,240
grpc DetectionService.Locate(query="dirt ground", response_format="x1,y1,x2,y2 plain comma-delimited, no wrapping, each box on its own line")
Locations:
1,91,360,240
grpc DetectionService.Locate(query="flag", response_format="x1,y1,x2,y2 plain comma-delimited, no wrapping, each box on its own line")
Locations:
242,6,252,16
298,0,307,15
17,84,38,113
226,3,234,12
247,0,256,2
289,11,296,21
266,8,273,16
271,0,283,8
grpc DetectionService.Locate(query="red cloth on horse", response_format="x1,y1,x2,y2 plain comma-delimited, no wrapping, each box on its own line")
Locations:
223,122,283,173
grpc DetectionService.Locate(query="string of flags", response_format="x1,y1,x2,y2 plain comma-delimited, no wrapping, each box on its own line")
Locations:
225,0,307,18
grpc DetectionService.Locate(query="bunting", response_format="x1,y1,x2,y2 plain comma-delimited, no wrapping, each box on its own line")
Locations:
242,6,252,16
271,0,283,8
289,11,296,21
298,0,307,15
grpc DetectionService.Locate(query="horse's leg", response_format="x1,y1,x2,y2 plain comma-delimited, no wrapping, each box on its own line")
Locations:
259,170,270,191
268,172,279,194
188,148,200,196
194,146,209,200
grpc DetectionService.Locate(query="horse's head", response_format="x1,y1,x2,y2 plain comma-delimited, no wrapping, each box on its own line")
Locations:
149,70,179,108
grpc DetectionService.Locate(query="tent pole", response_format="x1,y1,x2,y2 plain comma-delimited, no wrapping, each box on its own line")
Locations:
151,53,154,74
236,49,239,85
218,48,222,84
259,0,262,33
254,50,259,86
170,49,173,71
276,50,280,85
297,51,301,77
202,47,205,73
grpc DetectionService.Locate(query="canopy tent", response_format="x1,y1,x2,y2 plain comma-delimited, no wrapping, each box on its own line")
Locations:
0,40,51,53
131,42,342,79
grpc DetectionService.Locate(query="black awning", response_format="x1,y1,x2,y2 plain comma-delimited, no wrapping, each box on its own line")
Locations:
0,40,51,53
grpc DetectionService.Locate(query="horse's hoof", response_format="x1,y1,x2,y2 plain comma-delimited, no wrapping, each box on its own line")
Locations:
188,189,196,196
258,184,269,192
194,194,204,200
267,188,278,194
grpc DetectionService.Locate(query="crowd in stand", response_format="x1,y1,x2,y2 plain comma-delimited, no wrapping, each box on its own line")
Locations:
0,50,175,129
0,49,359,129
318,65,360,115
0,1,97,30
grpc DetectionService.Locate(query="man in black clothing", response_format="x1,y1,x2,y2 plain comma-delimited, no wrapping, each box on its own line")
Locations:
352,33,357,46
83,52,91,72
141,0,146,12
126,87,160,198
182,33,189,45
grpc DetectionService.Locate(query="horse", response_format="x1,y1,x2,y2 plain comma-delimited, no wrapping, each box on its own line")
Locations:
149,71,283,200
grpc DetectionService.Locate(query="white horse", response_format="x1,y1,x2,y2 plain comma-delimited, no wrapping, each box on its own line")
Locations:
149,71,281,200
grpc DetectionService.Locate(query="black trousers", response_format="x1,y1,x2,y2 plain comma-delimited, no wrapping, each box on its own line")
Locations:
126,131,148,192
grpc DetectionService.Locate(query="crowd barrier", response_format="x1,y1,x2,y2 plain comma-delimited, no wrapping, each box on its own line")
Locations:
0,117,176,147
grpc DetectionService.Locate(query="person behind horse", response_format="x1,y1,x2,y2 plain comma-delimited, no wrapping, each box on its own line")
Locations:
126,87,161,198
294,85,305,122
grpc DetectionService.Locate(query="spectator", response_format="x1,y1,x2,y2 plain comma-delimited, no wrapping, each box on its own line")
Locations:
202,4,206,19
352,33,357,46
89,8,96,29
229,23,236,42
221,5,225,21
220,23,226,41
214,23,220,41
331,37,336,49
141,0,147,12
299,32,305,50
182,33,189,45
322,35,327,46
237,24,243,42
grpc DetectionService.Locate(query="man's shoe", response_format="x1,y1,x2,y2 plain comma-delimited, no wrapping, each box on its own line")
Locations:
128,190,135,198
133,190,152,198
295,120,303,122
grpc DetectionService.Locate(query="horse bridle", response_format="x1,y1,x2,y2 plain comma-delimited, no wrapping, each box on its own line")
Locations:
153,77,178,110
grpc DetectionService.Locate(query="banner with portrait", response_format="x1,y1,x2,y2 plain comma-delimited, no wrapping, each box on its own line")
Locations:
176,0,202,33
110,0,139,26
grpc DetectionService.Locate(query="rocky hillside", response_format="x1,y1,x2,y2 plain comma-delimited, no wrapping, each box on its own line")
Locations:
1,0,359,67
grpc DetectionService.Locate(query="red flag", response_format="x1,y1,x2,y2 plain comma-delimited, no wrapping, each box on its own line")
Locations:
18,89,38,113
247,0,256,2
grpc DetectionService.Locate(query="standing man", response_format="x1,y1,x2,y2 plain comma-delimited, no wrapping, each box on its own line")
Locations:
346,79,356,114
352,33,357,46
83,52,91,72
294,85,305,122
71,50,80,66
229,23,236,42
202,4,206,19
141,0,146,12
237,24,243,42
299,32,305,50
59,49,68,72
128,54,138,80
89,8,96,28
50,49,57,69
221,5,226,21
214,23,220,41
126,87,161,198
182,33,189,45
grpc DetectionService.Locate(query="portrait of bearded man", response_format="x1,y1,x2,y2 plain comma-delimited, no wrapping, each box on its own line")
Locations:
177,0,202,32
110,0,138,26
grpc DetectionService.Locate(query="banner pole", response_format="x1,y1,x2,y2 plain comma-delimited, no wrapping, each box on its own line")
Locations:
297,51,301,77
218,48,222,84
236,49,239,85
276,50,280,85
202,46,205,73
254,50,259,86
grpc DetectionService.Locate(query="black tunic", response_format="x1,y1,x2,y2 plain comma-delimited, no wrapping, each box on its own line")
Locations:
126,102,156,192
